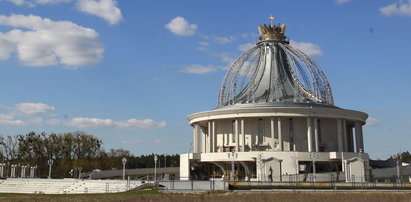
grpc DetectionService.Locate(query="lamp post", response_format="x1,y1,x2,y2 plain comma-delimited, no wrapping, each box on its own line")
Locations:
122,157,127,180
309,152,319,182
228,151,238,181
78,167,82,179
154,155,158,183
47,159,54,179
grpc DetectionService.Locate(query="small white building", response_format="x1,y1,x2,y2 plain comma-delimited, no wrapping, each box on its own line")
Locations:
180,17,369,182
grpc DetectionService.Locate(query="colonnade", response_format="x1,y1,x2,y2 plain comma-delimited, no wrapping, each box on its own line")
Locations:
192,117,364,154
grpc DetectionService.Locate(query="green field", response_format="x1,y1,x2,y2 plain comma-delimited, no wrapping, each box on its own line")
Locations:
0,189,411,202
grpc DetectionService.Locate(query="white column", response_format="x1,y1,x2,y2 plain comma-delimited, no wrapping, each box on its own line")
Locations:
270,117,275,151
307,117,313,152
194,124,201,153
354,121,363,153
241,119,245,152
314,118,319,152
359,124,364,152
193,124,197,153
201,127,206,153
235,119,239,152
212,121,216,153
277,117,282,151
337,119,343,152
342,120,348,152
208,121,211,153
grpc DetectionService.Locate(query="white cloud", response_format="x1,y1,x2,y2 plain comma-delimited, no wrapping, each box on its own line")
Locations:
197,41,209,51
5,0,70,6
46,118,62,125
121,139,141,145
14,103,55,115
238,43,255,52
153,138,164,145
240,32,258,38
0,35,15,60
0,14,104,68
76,0,123,25
0,119,26,126
380,0,411,16
26,117,44,124
336,0,350,4
36,0,70,4
0,113,14,120
165,17,197,36
65,117,167,129
365,117,381,126
213,36,234,44
218,53,235,64
180,64,220,74
290,40,323,57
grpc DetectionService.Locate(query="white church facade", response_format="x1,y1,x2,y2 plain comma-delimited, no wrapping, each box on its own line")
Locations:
180,17,369,182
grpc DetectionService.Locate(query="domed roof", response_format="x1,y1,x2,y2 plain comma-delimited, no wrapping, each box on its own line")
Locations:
218,17,334,108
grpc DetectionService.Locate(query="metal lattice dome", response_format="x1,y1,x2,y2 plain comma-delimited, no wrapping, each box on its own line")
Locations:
218,18,334,108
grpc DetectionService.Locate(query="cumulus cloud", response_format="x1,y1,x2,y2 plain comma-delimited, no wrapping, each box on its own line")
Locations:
36,0,70,4
65,117,167,129
46,118,62,125
0,14,104,68
365,117,381,126
4,0,71,6
213,36,234,44
197,41,209,51
15,103,55,115
237,43,255,52
0,119,26,126
290,40,323,57
0,113,26,126
165,17,197,36
76,0,123,25
380,0,411,16
180,64,220,74
336,0,350,4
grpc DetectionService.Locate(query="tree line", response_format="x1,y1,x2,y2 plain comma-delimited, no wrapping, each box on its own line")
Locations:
0,132,179,179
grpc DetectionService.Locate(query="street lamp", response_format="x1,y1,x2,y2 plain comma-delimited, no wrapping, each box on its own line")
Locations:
228,151,238,181
78,167,82,179
47,159,54,179
309,152,319,183
122,157,127,180
154,155,158,183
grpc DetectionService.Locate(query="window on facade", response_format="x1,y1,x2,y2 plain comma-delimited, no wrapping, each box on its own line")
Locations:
258,119,264,144
232,120,236,143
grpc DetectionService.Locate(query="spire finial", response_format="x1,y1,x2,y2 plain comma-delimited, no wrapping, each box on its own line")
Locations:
268,15,275,26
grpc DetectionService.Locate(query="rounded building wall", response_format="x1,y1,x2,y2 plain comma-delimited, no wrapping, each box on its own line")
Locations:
189,106,367,154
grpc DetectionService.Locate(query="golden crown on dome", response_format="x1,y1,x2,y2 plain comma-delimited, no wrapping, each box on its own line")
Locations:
258,15,287,41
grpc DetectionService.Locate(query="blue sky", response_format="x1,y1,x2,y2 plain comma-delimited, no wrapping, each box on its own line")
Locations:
0,0,410,159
